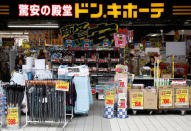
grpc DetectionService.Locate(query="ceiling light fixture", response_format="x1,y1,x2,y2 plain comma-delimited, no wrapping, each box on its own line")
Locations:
8,24,59,28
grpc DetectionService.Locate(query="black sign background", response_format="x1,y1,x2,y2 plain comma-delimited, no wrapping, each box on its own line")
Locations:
0,0,190,22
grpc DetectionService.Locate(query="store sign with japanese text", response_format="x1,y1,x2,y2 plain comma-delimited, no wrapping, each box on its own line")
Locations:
17,3,164,19
0,1,191,20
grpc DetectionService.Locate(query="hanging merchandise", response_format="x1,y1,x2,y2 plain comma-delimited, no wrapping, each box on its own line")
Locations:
64,38,75,48
10,71,25,86
101,38,111,48
58,65,92,114
25,79,74,128
114,33,127,48
115,65,128,73
81,38,93,48
118,28,134,43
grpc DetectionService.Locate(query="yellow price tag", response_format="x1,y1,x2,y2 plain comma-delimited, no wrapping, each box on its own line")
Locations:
176,89,188,105
6,107,19,126
55,81,69,91
131,92,143,109
160,90,172,106
105,90,115,106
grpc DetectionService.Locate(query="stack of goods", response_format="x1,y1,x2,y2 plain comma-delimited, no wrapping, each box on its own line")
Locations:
115,73,128,118
103,85,115,119
128,84,158,110
103,64,129,119
3,84,25,129
0,84,6,127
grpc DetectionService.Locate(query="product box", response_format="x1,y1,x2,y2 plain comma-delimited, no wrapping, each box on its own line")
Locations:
174,87,189,108
161,74,171,79
128,89,144,109
158,87,174,109
143,89,157,109
132,84,144,89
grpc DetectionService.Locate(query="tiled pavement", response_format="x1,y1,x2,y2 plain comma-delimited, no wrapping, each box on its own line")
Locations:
2,100,191,131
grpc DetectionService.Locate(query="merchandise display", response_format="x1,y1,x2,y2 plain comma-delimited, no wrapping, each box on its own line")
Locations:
0,0,191,130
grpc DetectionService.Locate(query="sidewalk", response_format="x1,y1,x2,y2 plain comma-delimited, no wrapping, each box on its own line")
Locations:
2,100,191,131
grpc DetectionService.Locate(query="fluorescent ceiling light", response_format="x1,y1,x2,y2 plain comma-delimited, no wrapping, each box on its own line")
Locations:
146,33,160,37
0,31,29,35
151,34,158,37
8,24,59,28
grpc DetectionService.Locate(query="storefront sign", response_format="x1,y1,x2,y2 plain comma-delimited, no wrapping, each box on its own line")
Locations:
160,90,172,106
55,81,69,91
131,92,143,109
6,107,19,126
175,89,188,105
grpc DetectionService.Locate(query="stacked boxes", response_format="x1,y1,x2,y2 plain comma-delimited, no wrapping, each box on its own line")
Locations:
128,88,157,110
143,89,157,109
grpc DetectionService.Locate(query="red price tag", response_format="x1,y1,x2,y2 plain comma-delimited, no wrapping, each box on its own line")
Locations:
179,98,185,103
7,119,16,125
163,99,170,104
135,102,141,107
106,99,114,105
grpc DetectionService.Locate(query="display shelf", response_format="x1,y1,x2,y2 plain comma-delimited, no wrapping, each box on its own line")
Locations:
87,58,97,63
63,58,72,63
111,58,120,63
50,47,125,85
75,58,85,63
98,68,108,72
98,59,108,63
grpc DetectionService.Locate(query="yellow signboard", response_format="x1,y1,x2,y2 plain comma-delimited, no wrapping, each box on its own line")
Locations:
6,107,19,126
55,81,69,91
175,89,188,105
105,90,115,106
160,90,172,106
131,92,143,109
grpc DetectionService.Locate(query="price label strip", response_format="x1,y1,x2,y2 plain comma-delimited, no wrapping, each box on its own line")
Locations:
160,90,172,106
55,81,69,92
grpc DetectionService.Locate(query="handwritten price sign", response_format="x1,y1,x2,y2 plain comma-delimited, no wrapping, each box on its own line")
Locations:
175,89,188,105
105,90,115,106
131,92,143,109
55,81,69,91
160,90,172,106
6,107,19,126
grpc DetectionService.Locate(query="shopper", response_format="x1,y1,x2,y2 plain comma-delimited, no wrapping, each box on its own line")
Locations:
128,53,137,75
38,49,45,59
15,54,25,71
145,56,155,69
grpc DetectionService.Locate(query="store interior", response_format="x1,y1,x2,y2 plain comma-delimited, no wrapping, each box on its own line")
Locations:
1,0,191,130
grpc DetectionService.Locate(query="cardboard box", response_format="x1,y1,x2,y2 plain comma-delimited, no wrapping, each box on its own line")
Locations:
132,84,144,89
161,74,171,79
143,89,157,109
128,89,144,109
174,87,189,108
189,87,191,107
158,87,174,109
